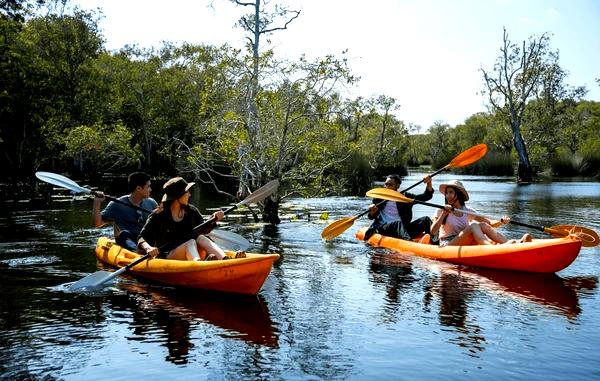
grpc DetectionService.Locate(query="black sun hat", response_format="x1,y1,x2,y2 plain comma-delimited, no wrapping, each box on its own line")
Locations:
161,177,195,202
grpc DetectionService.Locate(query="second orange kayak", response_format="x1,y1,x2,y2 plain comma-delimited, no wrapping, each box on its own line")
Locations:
356,227,582,273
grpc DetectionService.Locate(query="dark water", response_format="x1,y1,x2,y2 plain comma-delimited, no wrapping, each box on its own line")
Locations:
1,173,600,380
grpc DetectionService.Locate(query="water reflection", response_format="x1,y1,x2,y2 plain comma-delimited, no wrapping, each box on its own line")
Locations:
368,252,418,324
114,283,278,364
432,271,486,356
2,174,600,379
452,267,598,320
368,250,599,358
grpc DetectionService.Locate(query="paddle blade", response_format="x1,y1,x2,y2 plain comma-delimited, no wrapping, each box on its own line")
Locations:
365,188,414,203
35,171,91,194
321,216,359,240
239,180,280,206
546,225,599,247
447,144,488,169
69,270,115,291
208,229,250,251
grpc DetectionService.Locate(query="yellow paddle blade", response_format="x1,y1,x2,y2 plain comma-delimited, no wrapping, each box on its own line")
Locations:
365,188,414,203
321,216,359,240
546,225,599,247
446,144,488,169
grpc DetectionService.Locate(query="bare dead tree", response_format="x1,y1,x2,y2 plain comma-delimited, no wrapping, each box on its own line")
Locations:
481,27,550,183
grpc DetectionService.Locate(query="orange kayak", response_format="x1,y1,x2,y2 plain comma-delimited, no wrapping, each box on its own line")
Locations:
356,227,582,273
95,237,280,294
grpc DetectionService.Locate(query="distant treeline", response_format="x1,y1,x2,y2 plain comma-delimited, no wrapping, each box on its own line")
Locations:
1,3,598,201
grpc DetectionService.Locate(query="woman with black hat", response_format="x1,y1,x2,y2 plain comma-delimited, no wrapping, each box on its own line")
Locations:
431,180,532,247
137,177,243,261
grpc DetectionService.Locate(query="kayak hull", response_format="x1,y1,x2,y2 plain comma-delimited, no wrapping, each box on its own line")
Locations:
356,227,582,273
95,237,280,294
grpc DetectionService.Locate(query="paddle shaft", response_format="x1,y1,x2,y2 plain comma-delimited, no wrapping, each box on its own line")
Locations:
90,253,151,287
400,166,446,193
192,180,278,235
321,144,487,240
413,200,551,233
98,193,152,213
399,144,487,193
191,201,242,235
323,163,449,238
366,180,435,217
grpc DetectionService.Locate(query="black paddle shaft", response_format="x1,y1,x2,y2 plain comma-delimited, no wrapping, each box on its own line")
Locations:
95,192,151,213
415,200,548,233
191,203,239,235
124,253,152,270
401,166,446,193
364,188,421,218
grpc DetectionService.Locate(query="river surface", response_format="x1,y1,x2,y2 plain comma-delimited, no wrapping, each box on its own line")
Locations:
1,172,600,380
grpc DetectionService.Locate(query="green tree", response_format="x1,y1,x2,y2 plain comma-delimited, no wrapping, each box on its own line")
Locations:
179,52,356,221
425,122,451,168
343,96,368,142
372,95,403,168
0,8,103,180
61,122,141,177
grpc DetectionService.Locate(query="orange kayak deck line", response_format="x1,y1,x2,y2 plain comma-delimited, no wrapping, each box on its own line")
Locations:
95,237,280,295
356,227,582,273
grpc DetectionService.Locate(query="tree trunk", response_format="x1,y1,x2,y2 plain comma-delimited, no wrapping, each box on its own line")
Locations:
511,121,533,183
262,195,281,225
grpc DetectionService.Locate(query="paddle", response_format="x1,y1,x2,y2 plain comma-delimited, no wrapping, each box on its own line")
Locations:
35,172,250,251
191,179,279,235
69,179,279,291
320,144,488,240
366,188,600,247
207,229,250,252
36,171,251,251
69,253,151,291
35,171,149,212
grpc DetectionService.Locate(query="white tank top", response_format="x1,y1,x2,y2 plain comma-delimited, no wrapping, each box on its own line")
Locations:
380,201,400,223
433,205,477,240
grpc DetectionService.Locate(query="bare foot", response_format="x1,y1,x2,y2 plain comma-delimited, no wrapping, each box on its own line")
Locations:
519,233,533,243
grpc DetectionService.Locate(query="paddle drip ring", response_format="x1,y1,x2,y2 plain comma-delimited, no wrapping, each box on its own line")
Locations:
560,225,599,246
570,231,596,245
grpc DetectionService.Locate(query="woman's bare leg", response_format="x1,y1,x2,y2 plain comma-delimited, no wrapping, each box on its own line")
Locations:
479,223,533,244
479,223,510,244
196,235,227,259
447,223,492,246
167,239,202,261
469,223,495,245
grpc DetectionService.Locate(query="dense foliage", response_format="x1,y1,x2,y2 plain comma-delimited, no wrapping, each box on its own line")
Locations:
1,2,598,208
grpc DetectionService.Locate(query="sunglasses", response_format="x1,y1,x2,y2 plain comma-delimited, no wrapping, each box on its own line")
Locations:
136,210,144,224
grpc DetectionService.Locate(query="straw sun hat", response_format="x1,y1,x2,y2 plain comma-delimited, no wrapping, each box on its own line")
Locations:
439,180,469,201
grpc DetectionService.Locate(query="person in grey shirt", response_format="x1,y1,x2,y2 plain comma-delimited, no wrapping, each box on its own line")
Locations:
93,172,158,250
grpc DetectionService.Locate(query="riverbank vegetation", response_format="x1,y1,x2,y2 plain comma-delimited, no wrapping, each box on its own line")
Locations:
1,1,598,219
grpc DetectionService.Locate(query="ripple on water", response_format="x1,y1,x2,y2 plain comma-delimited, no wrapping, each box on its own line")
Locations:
1,177,600,380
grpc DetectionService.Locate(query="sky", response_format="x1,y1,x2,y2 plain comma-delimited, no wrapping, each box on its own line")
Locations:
72,0,600,129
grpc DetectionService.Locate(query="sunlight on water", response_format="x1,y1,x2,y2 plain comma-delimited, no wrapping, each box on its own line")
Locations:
1,173,599,380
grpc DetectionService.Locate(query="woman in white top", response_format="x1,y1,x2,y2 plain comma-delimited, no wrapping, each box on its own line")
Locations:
430,180,532,247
